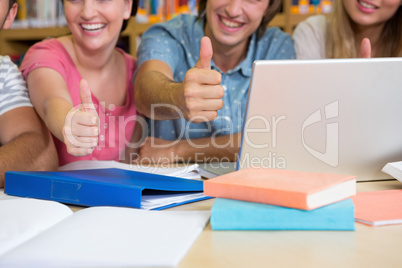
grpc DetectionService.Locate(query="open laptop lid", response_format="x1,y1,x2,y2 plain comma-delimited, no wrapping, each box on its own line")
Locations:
238,58,402,181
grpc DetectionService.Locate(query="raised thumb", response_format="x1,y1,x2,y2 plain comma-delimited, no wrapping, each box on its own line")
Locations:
195,36,213,70
79,79,95,112
360,38,372,58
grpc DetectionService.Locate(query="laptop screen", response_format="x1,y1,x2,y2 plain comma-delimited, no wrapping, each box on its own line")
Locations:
238,58,402,181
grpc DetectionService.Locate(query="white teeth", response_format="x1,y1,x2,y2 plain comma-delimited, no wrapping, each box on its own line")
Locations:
358,0,376,9
220,17,242,28
81,23,105,31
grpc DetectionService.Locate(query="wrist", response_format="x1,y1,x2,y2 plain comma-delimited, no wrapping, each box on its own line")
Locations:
169,82,187,119
173,139,192,163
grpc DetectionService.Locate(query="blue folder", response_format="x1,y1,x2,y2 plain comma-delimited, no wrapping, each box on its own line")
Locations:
4,168,210,210
211,198,355,231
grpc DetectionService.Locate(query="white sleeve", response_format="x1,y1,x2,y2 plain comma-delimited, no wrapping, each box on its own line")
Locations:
293,15,327,60
0,56,32,117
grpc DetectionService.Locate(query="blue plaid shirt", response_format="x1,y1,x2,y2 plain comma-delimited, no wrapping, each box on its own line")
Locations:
137,14,296,140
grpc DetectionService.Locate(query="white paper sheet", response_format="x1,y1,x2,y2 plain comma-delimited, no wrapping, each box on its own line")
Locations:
0,198,73,258
0,206,210,267
59,160,201,179
382,161,402,183
0,189,18,201
141,192,207,210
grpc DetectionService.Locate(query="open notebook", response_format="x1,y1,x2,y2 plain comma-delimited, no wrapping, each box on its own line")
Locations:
0,198,210,267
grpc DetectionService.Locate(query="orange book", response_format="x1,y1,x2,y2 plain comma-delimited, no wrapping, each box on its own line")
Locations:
204,167,356,210
352,190,402,226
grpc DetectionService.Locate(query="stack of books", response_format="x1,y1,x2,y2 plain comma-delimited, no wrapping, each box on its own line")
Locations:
204,167,357,231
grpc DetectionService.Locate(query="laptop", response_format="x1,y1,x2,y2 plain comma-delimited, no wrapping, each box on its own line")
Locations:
238,58,402,181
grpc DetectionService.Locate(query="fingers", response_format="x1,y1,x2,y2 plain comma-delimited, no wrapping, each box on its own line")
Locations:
63,79,100,156
186,110,221,122
185,97,223,120
63,125,98,156
183,36,224,123
360,38,372,58
70,109,98,127
64,109,99,156
185,67,221,85
70,117,99,137
194,36,213,70
183,82,224,99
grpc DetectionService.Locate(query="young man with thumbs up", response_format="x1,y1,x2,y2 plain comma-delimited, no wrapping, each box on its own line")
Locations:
0,0,58,187
134,0,295,163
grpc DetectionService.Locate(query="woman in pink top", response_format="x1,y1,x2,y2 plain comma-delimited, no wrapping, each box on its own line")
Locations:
21,0,140,166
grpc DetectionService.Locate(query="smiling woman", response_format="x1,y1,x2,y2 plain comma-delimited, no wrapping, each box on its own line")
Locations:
293,0,402,58
19,0,142,167
61,0,138,32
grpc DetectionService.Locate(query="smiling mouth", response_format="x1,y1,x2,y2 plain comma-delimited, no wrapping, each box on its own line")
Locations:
358,0,378,9
81,23,106,31
219,16,243,28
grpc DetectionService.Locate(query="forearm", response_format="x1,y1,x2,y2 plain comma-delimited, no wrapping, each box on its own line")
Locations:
43,97,74,142
135,70,185,120
0,130,58,188
26,68,75,143
121,115,147,163
175,132,242,163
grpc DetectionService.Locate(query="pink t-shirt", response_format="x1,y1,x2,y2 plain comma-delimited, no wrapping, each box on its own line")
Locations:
21,39,137,166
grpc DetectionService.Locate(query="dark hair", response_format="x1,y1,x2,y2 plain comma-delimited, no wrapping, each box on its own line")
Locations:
61,0,139,32
197,0,283,38
122,0,138,32
9,0,17,9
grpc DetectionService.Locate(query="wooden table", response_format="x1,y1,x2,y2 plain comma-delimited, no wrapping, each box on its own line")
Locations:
2,180,401,267
170,180,402,268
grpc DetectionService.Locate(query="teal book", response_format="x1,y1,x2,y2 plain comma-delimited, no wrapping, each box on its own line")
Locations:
211,198,355,231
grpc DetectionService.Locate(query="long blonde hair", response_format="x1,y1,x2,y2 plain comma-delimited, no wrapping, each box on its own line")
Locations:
326,0,402,58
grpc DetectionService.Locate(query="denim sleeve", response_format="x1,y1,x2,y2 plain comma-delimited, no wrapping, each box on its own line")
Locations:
136,25,183,72
264,28,296,60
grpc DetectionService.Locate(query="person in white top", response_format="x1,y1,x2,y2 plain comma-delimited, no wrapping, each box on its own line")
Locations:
293,0,402,59
0,0,58,188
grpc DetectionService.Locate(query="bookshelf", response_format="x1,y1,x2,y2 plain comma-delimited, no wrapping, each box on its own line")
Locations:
0,0,323,57
0,19,153,57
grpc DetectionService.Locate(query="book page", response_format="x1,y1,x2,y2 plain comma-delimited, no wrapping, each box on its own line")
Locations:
0,189,19,201
0,207,210,267
382,161,402,183
199,162,237,179
59,160,201,179
141,192,208,210
0,198,73,258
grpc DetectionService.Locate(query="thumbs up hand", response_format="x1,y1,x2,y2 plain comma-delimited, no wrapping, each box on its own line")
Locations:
63,79,99,156
360,38,372,58
180,36,224,123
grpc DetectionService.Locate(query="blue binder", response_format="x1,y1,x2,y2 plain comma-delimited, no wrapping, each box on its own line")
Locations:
5,168,210,210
